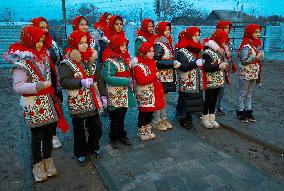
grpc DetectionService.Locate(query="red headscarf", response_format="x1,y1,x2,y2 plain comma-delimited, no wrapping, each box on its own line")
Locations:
5,25,48,62
31,17,53,49
94,12,111,31
175,27,203,58
238,24,262,53
136,19,155,42
209,30,229,49
137,42,154,56
103,15,126,40
72,16,87,30
102,35,129,64
216,20,232,31
155,21,173,45
67,30,93,62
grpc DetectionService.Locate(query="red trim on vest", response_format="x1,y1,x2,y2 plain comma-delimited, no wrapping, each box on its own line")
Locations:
73,60,101,110
22,60,69,133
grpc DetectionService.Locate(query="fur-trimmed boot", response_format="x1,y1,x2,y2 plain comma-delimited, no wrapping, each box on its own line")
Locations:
145,124,156,139
154,120,167,131
200,114,214,129
209,114,220,128
43,158,57,177
33,161,48,182
162,119,173,129
138,126,151,140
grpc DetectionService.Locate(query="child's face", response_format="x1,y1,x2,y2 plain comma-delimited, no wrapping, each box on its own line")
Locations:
120,42,127,54
224,25,230,34
36,36,45,51
38,21,48,33
78,36,88,52
164,26,171,37
192,32,200,43
79,19,88,32
148,22,154,34
114,19,123,33
106,15,111,25
252,29,261,39
146,47,154,59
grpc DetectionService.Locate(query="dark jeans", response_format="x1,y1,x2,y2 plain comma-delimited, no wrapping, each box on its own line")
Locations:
109,108,128,141
31,123,56,164
203,88,220,115
71,114,102,158
138,111,153,128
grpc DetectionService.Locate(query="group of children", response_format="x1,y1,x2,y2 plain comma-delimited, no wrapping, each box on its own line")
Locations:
3,12,264,182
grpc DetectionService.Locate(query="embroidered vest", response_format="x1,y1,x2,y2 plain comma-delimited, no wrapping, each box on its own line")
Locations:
14,59,58,128
203,49,225,89
62,59,102,114
106,58,129,108
239,44,260,80
134,63,156,107
177,48,204,93
156,42,175,83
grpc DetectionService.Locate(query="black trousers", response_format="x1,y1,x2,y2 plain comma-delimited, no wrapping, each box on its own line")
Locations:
31,123,56,164
71,114,102,158
109,108,128,141
138,111,153,128
203,88,220,115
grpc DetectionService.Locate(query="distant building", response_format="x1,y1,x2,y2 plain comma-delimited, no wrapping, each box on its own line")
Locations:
206,10,260,25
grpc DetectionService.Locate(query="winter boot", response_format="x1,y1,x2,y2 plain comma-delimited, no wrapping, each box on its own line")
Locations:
33,161,48,182
162,119,173,129
200,114,214,129
43,158,57,177
236,110,249,123
154,120,167,131
244,110,256,122
209,114,220,128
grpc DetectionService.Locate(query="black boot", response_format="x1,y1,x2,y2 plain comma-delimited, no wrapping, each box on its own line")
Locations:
236,110,249,123
244,110,256,122
119,137,131,146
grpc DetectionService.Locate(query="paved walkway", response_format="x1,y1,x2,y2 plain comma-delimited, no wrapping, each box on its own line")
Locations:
94,107,284,191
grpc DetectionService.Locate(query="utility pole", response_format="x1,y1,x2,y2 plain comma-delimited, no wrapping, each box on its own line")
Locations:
61,0,67,25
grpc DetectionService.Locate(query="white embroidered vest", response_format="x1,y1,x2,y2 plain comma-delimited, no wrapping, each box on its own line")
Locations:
62,59,102,114
15,59,58,128
106,58,129,108
203,49,225,89
177,48,204,93
239,44,260,80
156,42,175,83
134,63,156,107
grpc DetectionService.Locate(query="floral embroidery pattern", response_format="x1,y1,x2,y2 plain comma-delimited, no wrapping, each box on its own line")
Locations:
108,86,128,107
159,69,174,82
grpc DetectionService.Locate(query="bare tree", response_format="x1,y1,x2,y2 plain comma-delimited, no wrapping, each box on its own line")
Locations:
1,8,15,25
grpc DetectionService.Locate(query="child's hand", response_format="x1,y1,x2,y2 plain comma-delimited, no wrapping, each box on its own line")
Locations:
89,50,98,63
100,96,107,109
219,62,227,70
257,51,264,60
70,49,81,62
36,81,51,91
196,59,204,67
174,60,181,68
81,78,93,89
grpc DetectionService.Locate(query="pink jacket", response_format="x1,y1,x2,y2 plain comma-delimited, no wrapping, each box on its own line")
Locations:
12,68,38,94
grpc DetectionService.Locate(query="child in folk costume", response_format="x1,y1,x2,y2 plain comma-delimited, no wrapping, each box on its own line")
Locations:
153,21,181,131
175,27,206,129
93,12,112,33
4,26,68,182
135,18,155,55
214,20,237,115
32,17,64,149
236,24,264,122
201,30,229,129
103,35,135,149
60,30,107,163
133,42,166,140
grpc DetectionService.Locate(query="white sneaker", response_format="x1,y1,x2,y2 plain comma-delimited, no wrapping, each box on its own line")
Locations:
145,124,156,139
52,136,62,149
201,114,214,129
138,126,151,140
209,114,220,128
33,161,48,182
